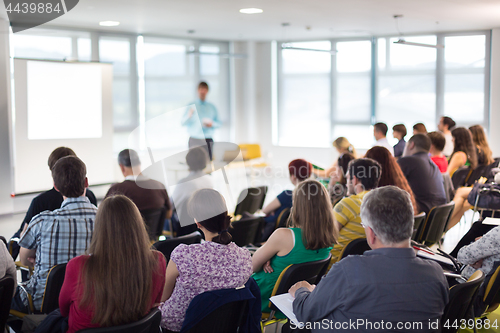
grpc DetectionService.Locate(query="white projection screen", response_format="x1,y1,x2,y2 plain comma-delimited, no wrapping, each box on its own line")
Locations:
13,59,115,194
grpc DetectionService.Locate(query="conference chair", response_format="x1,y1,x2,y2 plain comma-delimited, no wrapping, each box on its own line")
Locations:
40,263,67,314
230,216,263,247
152,231,203,263
441,270,485,333
339,238,371,261
275,207,291,229
262,255,332,328
442,173,455,203
476,265,500,319
140,207,167,242
77,308,161,333
0,276,15,333
412,212,426,241
452,167,473,190
416,202,455,246
234,186,268,217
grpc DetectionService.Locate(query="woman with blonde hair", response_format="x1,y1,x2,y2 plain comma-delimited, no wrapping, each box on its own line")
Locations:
252,179,337,316
469,125,494,166
59,195,166,333
314,137,357,178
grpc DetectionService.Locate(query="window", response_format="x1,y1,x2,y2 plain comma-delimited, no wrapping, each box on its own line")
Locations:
11,34,72,60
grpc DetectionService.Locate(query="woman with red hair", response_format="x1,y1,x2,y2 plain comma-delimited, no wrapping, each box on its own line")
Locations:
365,146,420,214
260,159,312,241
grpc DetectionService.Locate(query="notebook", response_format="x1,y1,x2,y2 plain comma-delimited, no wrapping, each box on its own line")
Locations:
482,217,500,226
269,293,304,328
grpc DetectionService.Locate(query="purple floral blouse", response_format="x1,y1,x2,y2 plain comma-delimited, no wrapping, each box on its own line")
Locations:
159,241,253,331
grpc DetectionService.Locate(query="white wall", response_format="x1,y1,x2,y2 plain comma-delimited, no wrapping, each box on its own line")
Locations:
490,28,500,157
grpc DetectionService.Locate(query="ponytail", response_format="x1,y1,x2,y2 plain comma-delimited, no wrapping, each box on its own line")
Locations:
199,214,233,245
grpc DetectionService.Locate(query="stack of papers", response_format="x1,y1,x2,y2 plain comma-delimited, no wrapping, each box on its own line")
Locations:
416,250,454,267
269,293,304,328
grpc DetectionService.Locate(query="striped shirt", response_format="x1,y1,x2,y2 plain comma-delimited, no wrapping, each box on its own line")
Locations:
18,197,97,310
330,191,370,262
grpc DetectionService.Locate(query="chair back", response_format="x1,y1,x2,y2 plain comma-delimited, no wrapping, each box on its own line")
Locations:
276,207,291,229
239,144,262,160
231,217,263,247
234,186,268,216
268,255,331,311
182,299,248,333
339,238,371,261
140,207,167,241
77,308,162,333
483,265,500,313
0,276,15,333
442,173,455,203
441,270,484,333
41,263,67,314
452,167,472,189
153,231,203,263
417,202,455,245
412,213,426,241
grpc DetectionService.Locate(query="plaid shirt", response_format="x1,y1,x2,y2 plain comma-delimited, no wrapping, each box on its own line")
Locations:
19,196,97,310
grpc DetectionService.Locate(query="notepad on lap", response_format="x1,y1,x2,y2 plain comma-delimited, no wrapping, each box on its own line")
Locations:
482,217,500,226
269,293,304,328
416,250,454,266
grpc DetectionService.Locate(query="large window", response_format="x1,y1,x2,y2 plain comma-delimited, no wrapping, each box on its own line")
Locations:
277,32,490,148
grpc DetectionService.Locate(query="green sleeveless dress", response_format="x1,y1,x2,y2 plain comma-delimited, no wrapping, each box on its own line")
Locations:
252,228,332,316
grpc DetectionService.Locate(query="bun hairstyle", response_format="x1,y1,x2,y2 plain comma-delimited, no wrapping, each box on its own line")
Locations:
187,189,232,245
288,159,312,182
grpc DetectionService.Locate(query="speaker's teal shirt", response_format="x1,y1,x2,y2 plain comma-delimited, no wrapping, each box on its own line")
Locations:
181,99,221,139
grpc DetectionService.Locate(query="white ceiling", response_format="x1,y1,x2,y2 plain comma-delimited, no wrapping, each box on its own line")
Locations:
30,0,500,40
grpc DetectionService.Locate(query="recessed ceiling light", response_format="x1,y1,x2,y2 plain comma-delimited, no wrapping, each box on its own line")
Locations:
99,21,120,27
239,8,263,14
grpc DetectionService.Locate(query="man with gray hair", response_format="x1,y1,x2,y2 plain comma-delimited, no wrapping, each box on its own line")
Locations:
289,186,449,333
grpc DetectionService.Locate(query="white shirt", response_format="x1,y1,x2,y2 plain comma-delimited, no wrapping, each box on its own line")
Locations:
442,133,454,157
374,137,394,156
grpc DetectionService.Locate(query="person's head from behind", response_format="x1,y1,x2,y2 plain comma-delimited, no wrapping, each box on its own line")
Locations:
438,116,456,132
288,159,312,186
51,156,87,198
346,158,382,196
198,81,209,101
413,123,427,135
373,123,388,140
360,186,413,249
364,146,399,187
392,124,407,141
291,179,338,250
427,131,446,156
335,153,355,185
81,195,158,327
470,125,493,165
333,137,356,156
452,127,477,169
188,189,232,245
186,147,208,172
48,147,76,171
118,149,141,177
403,134,431,156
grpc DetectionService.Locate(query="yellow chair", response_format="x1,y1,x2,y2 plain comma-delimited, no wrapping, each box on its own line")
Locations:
239,144,262,161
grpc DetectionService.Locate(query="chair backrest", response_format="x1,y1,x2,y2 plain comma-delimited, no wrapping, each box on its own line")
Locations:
230,217,263,247
276,207,291,229
339,238,371,261
483,264,500,312
452,167,472,190
418,202,455,245
442,173,455,203
239,144,262,161
441,270,485,333
467,162,497,186
41,263,67,314
153,231,203,263
182,299,249,333
0,276,14,333
268,255,332,311
77,308,162,333
140,207,167,241
412,212,426,241
234,186,268,216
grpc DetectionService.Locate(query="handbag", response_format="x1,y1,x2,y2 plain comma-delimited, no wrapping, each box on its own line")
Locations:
467,182,500,210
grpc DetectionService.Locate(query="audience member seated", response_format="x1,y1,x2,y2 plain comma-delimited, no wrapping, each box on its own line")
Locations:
365,146,419,214
289,186,449,333
11,147,97,260
12,156,97,313
398,134,447,215
59,195,166,333
373,122,394,156
252,180,336,317
261,159,312,242
457,226,500,280
160,189,252,332
469,125,495,166
428,131,449,173
0,239,16,296
330,158,381,262
392,124,407,158
171,147,213,236
413,122,428,135
447,127,477,177
313,137,357,178
327,153,355,206
438,116,456,157
106,149,172,217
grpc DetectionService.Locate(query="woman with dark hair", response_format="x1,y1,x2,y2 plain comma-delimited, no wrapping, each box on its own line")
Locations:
392,124,407,158
447,127,478,177
365,146,419,214
59,195,166,333
413,123,427,135
160,189,252,332
469,125,494,166
328,153,355,206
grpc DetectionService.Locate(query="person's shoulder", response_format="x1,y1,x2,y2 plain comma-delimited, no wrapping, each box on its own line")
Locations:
67,255,90,270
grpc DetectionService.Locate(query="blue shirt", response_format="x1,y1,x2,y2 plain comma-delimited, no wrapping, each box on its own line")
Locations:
181,99,221,139
264,190,293,224
18,197,97,310
393,139,406,158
